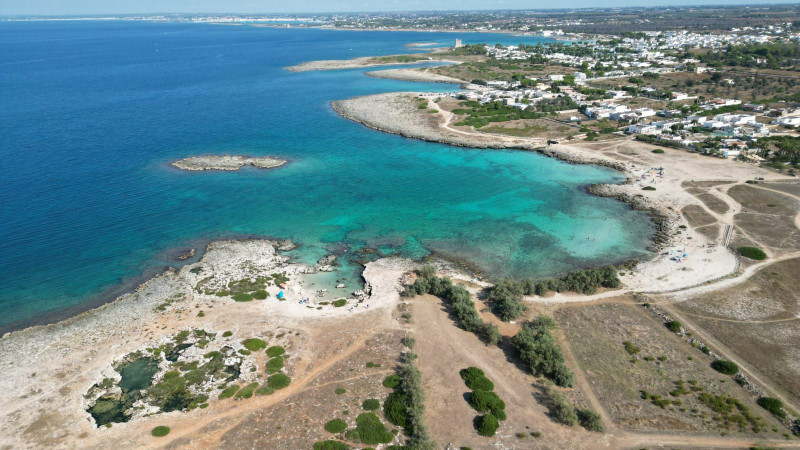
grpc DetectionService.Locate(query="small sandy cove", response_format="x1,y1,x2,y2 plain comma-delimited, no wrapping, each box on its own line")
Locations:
332,91,796,298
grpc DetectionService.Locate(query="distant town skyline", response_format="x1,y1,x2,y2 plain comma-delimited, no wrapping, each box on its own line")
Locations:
2,0,799,16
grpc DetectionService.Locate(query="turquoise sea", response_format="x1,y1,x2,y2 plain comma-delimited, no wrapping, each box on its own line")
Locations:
0,21,654,332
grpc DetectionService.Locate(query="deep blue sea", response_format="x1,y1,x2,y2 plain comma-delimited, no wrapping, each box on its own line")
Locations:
0,21,654,331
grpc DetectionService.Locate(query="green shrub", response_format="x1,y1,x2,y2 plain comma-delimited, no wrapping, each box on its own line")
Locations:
253,290,268,300
242,338,267,351
382,375,401,389
383,391,409,427
469,390,506,418
623,341,641,355
362,399,380,411
366,362,381,368
642,186,656,191
151,426,170,437
222,331,233,337
266,345,285,357
475,413,499,436
335,387,346,395
652,149,665,154
267,373,291,390
350,413,393,445
333,299,347,307
577,408,604,432
739,247,767,260
666,320,682,332
485,279,528,322
232,293,253,302
312,440,350,450
711,360,739,375
546,385,577,426
256,386,274,396
324,418,348,434
757,397,786,418
266,357,284,374
218,385,240,399
460,367,495,391
235,382,259,399
512,319,573,387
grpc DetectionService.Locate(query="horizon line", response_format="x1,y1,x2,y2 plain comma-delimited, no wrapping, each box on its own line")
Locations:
2,2,799,19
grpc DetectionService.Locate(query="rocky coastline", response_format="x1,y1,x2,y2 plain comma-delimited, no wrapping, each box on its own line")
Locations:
364,68,466,84
171,155,286,171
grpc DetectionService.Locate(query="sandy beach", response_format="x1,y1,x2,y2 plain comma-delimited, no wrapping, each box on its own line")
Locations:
364,67,466,84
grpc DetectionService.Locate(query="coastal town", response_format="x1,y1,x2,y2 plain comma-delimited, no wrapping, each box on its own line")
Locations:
409,30,800,171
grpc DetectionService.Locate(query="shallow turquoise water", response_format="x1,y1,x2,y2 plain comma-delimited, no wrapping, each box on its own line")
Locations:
0,22,653,331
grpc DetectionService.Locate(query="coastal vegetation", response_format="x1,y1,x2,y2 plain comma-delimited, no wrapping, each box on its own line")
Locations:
711,359,740,375
485,279,528,322
151,426,171,437
383,351,433,449
402,269,501,345
738,246,767,260
453,98,578,129
324,418,348,434
460,367,506,436
498,266,621,297
512,317,574,387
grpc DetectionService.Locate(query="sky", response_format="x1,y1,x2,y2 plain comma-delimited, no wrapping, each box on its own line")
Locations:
0,0,797,16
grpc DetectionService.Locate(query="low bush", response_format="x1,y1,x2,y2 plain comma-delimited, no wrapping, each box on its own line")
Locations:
256,386,274,396
362,399,380,411
623,341,641,355
218,385,240,399
333,299,347,307
242,338,267,351
642,186,656,191
235,382,259,399
312,440,349,450
469,390,506,418
577,408,604,432
222,331,233,337
383,375,401,389
460,367,495,391
151,426,170,437
266,345,285,357
711,360,739,375
232,293,253,302
666,320,682,332
383,391,409,427
335,387,346,395
546,385,577,426
265,357,284,374
267,373,291,390
253,290,268,300
652,149,665,154
324,418,348,434
347,413,393,445
475,413,499,436
757,397,786,418
738,246,767,260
